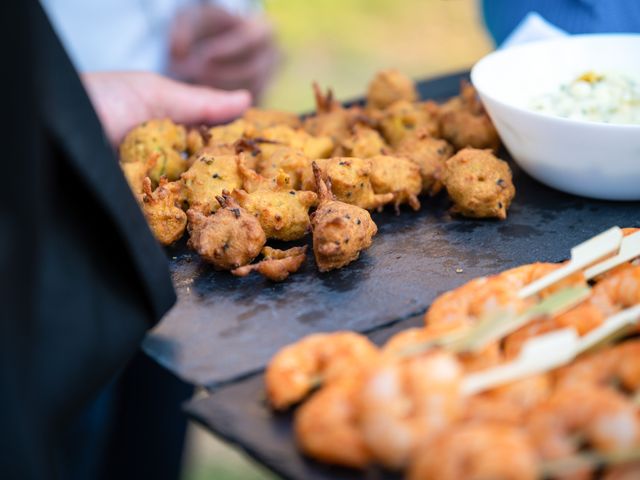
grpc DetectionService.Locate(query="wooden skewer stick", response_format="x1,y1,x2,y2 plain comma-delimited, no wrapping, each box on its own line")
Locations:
584,230,640,280
518,227,623,299
461,303,640,396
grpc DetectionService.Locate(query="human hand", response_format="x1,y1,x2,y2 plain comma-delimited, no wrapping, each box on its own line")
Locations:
82,71,251,146
169,5,279,103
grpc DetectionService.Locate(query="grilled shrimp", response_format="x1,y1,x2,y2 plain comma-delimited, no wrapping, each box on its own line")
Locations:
357,351,463,469
528,384,640,463
294,383,370,468
554,340,640,392
408,423,537,480
265,332,379,410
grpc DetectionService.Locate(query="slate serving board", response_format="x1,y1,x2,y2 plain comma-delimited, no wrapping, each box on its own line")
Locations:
143,71,640,389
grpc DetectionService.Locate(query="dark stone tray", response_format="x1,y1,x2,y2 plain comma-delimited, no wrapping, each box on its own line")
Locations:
143,71,640,388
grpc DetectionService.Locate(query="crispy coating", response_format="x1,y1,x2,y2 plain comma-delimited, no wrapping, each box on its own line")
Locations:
301,157,393,211
251,125,334,161
140,177,187,246
231,246,307,282
303,83,362,143
119,118,188,183
186,193,266,270
439,82,501,151
442,148,515,220
340,124,387,158
366,69,418,109
378,100,440,147
310,163,378,271
242,108,301,129
121,154,157,194
369,155,421,212
394,128,454,195
232,161,317,241
181,152,242,213
256,147,311,190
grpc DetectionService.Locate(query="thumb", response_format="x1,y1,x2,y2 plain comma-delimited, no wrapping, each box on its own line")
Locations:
152,76,251,125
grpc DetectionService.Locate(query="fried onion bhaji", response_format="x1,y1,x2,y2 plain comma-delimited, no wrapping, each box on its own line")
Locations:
251,125,334,161
186,193,266,270
119,118,189,184
242,108,301,130
339,124,387,159
181,152,242,213
442,148,515,220
310,162,378,272
301,157,393,211
394,128,454,195
303,83,362,143
378,99,440,147
439,81,501,151
140,177,187,246
121,154,157,194
257,147,311,190
231,246,307,282
232,160,317,241
366,69,418,109
369,155,422,212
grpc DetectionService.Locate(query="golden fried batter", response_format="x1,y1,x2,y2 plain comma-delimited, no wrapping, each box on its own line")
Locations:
369,155,422,212
394,128,454,195
301,157,393,211
257,147,311,190
378,100,440,147
366,69,418,109
186,193,266,270
140,177,187,246
251,125,334,161
303,83,361,143
181,152,242,213
311,163,378,272
242,108,301,130
119,118,188,183
340,124,387,158
439,82,500,151
442,148,515,220
231,246,307,282
121,154,157,194
232,161,317,241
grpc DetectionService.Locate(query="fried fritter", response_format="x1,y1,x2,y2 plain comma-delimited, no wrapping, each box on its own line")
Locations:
119,118,188,184
301,157,393,211
186,193,266,270
181,152,242,213
257,147,311,190
231,246,307,282
310,163,378,272
243,108,301,130
303,83,361,143
140,177,187,246
366,69,418,109
369,155,422,212
121,154,157,194
394,128,454,195
378,100,440,147
232,161,317,241
442,148,515,220
251,125,334,161
340,124,387,159
439,82,500,151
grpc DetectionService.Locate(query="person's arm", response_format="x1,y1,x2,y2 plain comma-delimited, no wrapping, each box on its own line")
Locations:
81,71,251,146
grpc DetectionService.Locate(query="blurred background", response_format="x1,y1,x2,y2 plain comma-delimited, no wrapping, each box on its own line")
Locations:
181,0,491,478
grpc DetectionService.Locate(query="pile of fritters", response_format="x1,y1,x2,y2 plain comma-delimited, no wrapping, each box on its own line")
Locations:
119,70,515,281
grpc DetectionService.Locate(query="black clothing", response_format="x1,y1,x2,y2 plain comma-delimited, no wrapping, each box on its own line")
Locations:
0,2,175,478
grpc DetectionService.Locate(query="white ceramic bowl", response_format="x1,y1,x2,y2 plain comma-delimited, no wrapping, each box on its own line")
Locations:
471,34,640,201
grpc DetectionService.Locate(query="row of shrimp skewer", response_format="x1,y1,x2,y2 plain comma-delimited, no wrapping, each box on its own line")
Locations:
264,228,640,479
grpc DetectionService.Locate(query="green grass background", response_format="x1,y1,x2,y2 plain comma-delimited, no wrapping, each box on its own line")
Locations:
182,1,492,478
